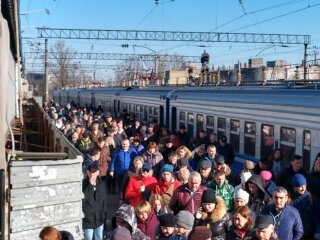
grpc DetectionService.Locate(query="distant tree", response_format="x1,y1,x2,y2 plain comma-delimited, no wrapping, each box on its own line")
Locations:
50,40,77,88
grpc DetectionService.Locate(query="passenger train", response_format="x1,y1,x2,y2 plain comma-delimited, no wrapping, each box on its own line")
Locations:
53,85,320,171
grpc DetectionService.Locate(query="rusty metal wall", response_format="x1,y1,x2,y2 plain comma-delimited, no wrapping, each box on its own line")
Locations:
9,157,83,240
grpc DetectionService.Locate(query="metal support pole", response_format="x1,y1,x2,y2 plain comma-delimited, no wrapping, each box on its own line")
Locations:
304,43,308,80
45,39,49,100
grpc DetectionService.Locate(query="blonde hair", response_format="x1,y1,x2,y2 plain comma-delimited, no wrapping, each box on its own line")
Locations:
176,145,192,160
149,194,164,207
135,201,152,216
178,168,190,182
133,156,144,165
105,136,115,147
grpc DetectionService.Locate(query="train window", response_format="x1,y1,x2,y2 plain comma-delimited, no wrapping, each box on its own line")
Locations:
143,106,148,121
187,113,194,137
280,127,296,162
244,122,256,157
303,130,311,170
261,124,274,159
230,119,240,152
217,117,226,140
206,116,214,135
154,108,158,116
149,107,153,115
180,111,186,122
196,114,204,135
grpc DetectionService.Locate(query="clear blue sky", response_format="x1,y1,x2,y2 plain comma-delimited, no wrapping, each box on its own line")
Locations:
20,0,320,80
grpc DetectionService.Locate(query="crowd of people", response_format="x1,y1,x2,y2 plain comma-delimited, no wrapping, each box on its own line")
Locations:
42,100,320,240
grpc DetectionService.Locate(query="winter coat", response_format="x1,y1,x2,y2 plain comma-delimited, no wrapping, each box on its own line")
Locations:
169,184,207,215
176,131,190,148
194,196,232,240
108,204,150,240
109,148,137,175
98,146,110,177
291,191,315,236
76,139,94,155
137,211,159,240
142,151,164,179
161,146,177,163
82,154,98,174
152,178,181,205
121,166,140,203
125,176,158,207
265,180,276,197
217,143,235,166
226,226,255,240
261,204,304,240
309,170,320,198
82,177,107,229
276,166,310,194
207,179,234,210
130,143,145,156
245,174,273,216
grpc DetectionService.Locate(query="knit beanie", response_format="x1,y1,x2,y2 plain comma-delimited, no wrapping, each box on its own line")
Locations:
260,170,272,181
161,164,174,174
110,227,132,240
201,189,217,204
240,171,252,184
159,213,175,227
175,210,194,230
188,226,212,240
292,173,307,187
234,189,250,204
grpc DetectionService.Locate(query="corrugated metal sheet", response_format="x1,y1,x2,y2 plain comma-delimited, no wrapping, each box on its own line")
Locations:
9,156,83,240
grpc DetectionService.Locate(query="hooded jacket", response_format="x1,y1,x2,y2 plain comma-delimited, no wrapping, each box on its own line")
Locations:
245,174,273,216
109,204,150,240
194,196,232,240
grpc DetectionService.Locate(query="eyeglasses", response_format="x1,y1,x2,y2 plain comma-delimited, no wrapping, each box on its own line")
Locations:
142,169,150,172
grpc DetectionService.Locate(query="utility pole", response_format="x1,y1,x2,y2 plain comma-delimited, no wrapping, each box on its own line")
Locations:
45,39,49,100
303,43,308,80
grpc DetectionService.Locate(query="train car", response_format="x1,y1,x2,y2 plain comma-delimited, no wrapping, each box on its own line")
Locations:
54,85,320,171
169,86,320,170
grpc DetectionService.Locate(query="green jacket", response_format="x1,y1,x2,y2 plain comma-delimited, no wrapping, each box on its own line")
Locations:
207,179,234,210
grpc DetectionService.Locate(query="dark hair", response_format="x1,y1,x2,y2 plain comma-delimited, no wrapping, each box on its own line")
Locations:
233,206,254,231
90,147,101,156
292,155,302,161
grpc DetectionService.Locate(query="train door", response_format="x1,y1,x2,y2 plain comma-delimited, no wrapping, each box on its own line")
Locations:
171,107,177,133
118,100,120,112
91,92,95,108
187,113,194,138
160,106,164,126
113,100,117,113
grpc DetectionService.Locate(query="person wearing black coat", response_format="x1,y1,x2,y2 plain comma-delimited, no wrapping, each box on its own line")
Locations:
216,136,235,166
194,189,232,240
82,163,107,240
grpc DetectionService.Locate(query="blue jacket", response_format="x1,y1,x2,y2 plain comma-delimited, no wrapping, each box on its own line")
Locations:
261,204,304,240
109,148,137,175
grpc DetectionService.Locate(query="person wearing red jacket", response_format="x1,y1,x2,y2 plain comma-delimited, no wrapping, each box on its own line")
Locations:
125,162,158,207
152,164,181,206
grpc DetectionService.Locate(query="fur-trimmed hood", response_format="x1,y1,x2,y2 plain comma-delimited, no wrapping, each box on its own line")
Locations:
202,196,227,222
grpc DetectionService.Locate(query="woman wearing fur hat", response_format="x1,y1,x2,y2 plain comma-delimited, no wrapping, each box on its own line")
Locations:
194,189,232,240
